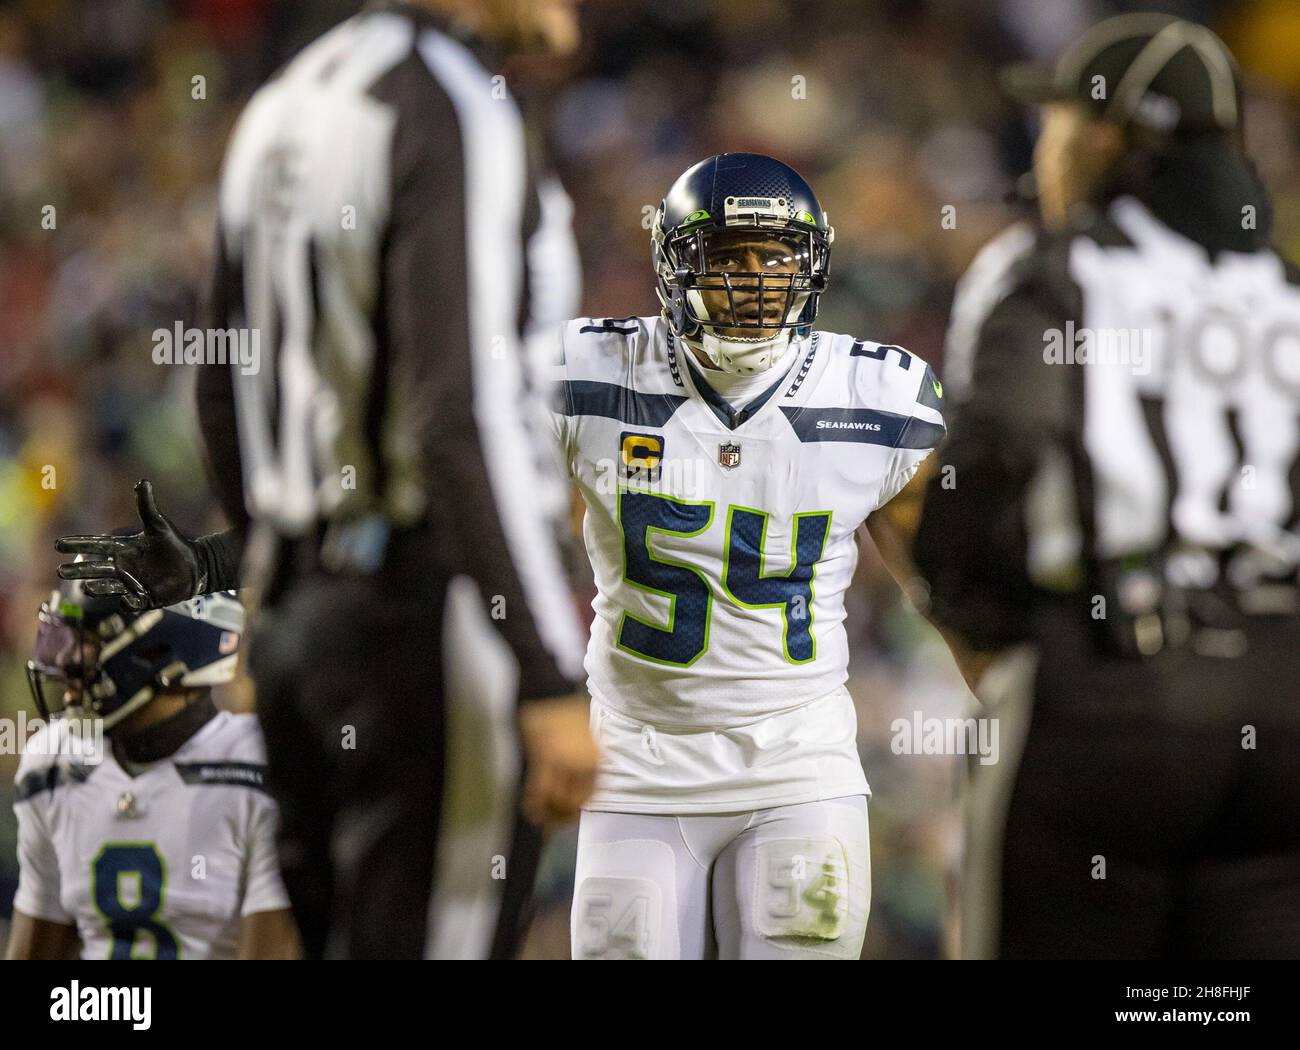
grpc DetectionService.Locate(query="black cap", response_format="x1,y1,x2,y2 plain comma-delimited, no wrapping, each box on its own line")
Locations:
1001,13,1241,133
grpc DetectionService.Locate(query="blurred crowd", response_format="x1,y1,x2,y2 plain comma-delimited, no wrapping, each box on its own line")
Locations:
1,0,1297,958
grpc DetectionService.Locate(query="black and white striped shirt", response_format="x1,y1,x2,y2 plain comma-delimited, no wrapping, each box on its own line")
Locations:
916,194,1300,657
196,1,585,697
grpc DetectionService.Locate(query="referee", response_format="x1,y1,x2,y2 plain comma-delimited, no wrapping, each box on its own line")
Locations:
57,0,598,959
914,14,1300,959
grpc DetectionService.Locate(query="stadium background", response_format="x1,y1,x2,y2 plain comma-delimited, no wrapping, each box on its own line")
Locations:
0,0,1296,959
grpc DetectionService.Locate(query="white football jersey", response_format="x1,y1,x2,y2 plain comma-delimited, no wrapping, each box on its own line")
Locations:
12,711,289,960
550,315,945,726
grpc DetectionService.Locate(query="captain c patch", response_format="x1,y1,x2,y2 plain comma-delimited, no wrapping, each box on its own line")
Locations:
620,431,664,483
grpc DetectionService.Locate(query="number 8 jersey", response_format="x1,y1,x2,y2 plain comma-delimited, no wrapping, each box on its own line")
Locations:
13,712,288,959
549,315,944,737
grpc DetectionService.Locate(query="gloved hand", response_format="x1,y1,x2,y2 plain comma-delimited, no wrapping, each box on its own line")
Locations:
56,479,206,611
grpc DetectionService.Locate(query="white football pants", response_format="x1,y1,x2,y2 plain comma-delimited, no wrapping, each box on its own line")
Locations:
571,795,870,959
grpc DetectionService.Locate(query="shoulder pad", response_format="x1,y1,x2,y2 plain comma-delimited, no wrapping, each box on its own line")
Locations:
844,337,946,448
15,721,97,802
561,316,654,379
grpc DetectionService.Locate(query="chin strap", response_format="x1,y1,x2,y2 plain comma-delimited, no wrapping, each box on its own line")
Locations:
697,327,794,375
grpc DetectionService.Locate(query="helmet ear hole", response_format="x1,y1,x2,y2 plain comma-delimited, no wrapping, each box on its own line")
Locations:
155,661,188,690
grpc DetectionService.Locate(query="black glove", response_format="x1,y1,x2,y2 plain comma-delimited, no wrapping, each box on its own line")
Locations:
56,480,207,611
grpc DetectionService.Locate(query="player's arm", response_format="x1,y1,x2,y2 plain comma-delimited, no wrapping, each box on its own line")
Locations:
543,325,596,587
858,353,944,575
865,464,994,691
237,909,301,960
10,776,78,959
5,911,78,960
236,786,300,959
861,357,996,689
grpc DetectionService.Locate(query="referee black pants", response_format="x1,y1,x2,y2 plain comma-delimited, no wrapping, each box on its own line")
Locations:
966,609,1300,960
247,564,541,959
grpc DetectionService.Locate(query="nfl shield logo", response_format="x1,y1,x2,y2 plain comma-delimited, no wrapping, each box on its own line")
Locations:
718,442,742,469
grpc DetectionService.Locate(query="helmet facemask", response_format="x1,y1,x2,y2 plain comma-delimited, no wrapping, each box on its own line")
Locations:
26,601,105,721
26,600,167,730
655,220,831,375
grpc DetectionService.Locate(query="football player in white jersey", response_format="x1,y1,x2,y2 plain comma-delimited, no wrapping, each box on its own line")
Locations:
7,583,298,960
552,153,947,959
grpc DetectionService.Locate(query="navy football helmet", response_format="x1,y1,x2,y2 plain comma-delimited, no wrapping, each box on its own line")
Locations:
652,153,833,373
27,578,243,730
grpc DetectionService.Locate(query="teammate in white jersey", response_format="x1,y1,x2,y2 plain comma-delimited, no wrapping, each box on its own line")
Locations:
551,153,946,958
7,583,297,960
